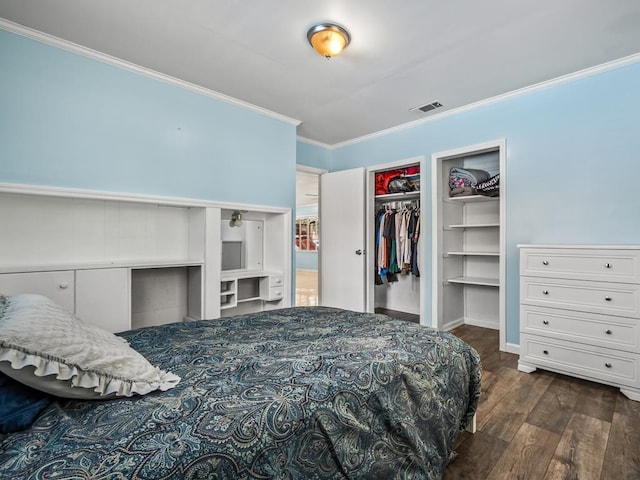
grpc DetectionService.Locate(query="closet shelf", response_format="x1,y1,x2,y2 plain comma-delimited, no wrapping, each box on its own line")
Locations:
375,191,420,202
446,195,498,203
446,251,500,256
448,223,500,229
447,276,499,287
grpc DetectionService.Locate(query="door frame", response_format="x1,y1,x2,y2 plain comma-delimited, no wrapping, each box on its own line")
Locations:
431,139,507,351
366,156,426,324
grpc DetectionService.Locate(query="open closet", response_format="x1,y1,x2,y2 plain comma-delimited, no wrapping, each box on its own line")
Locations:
432,140,506,350
368,158,424,322
319,158,424,319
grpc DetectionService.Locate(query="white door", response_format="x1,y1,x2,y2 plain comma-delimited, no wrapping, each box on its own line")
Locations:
319,168,367,311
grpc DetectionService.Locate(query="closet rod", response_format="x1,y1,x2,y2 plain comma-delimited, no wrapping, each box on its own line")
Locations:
377,199,419,210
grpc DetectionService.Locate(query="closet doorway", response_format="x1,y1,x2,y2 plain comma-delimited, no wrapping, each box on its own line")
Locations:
318,158,425,323
295,167,323,306
367,157,425,324
431,139,506,351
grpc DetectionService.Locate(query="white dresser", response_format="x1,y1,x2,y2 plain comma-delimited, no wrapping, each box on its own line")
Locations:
518,245,640,401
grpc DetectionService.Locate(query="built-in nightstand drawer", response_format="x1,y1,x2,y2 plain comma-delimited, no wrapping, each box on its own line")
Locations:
520,334,639,388
267,275,284,288
520,277,640,318
520,305,640,352
259,274,285,301
520,247,640,283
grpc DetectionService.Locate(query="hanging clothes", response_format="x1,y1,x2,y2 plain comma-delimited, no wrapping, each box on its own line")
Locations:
374,202,420,283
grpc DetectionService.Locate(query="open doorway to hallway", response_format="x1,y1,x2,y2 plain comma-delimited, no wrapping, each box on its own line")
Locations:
295,168,321,306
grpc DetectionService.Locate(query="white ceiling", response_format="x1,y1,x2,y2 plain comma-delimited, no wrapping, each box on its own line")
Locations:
1,0,639,146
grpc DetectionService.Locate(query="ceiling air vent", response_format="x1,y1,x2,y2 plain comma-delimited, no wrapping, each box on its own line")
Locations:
410,101,443,113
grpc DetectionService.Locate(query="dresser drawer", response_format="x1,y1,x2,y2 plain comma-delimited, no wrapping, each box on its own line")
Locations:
520,305,640,352
520,334,639,388
520,247,640,283
520,277,640,317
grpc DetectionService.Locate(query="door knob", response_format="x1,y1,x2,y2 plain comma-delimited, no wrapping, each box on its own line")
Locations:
355,249,364,255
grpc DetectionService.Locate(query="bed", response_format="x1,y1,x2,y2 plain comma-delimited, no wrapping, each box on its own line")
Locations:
0,300,481,480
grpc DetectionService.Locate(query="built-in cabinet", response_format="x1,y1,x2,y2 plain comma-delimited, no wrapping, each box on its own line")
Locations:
518,245,640,402
432,140,506,348
0,185,291,332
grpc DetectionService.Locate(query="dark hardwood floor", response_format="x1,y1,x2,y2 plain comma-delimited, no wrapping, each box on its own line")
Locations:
374,307,420,324
445,324,640,480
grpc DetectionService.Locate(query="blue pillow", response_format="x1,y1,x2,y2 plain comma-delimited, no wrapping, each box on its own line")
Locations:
0,372,51,434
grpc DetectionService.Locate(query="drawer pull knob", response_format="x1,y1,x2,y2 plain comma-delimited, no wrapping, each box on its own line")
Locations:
605,363,612,368
542,320,549,325
59,283,69,289
605,296,612,302
542,290,549,295
543,350,549,355
542,260,549,266
605,263,612,269
605,329,612,335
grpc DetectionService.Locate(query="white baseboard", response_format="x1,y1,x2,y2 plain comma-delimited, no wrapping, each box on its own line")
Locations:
504,342,520,355
464,317,499,330
442,317,465,331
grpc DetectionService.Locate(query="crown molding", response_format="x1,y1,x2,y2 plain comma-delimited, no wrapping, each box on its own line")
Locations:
296,135,332,149
0,19,301,127
332,52,640,149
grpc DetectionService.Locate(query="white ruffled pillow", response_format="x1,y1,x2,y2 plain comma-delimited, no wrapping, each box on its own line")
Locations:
0,293,180,399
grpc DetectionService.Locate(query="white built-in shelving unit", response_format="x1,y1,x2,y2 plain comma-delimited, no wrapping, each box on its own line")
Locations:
432,140,506,351
0,184,291,332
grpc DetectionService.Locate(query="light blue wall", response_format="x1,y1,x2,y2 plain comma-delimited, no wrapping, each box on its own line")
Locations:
296,139,331,171
0,29,296,208
296,252,318,271
329,61,640,345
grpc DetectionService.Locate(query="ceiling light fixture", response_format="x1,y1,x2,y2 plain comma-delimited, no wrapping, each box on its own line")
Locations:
307,23,351,59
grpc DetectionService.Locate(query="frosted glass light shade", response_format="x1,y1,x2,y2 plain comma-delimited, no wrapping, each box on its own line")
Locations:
307,23,350,59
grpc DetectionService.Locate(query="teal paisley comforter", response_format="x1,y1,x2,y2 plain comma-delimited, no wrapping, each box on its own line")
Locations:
0,307,481,479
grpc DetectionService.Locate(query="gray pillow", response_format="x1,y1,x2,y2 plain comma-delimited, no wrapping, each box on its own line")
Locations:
0,293,179,399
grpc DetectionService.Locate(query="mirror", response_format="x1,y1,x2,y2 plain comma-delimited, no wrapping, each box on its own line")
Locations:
220,220,264,271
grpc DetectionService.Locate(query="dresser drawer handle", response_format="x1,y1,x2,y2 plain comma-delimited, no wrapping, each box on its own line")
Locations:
605,329,612,335
543,350,549,355
542,290,549,295
605,263,612,269
542,320,549,325
59,283,69,290
542,260,549,266
605,363,612,368
604,296,612,302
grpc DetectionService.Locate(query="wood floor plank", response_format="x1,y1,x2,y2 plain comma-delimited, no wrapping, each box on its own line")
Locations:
526,375,580,434
487,422,561,480
570,379,617,423
544,413,610,480
444,430,508,480
475,366,522,427
614,391,640,417
480,372,554,442
600,411,640,480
